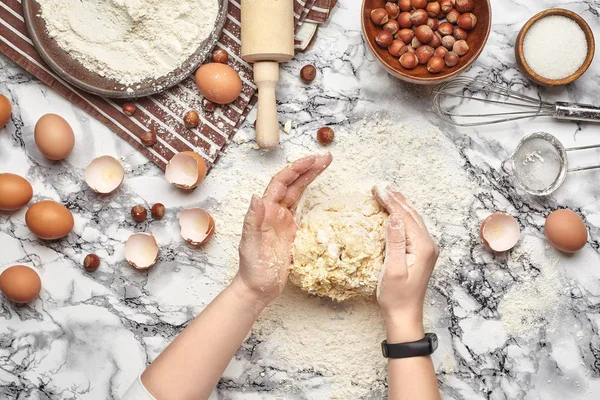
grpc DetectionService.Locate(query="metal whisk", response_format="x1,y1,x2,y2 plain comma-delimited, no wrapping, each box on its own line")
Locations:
432,77,600,127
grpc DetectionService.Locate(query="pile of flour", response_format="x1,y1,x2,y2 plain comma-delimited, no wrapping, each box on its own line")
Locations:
37,0,219,85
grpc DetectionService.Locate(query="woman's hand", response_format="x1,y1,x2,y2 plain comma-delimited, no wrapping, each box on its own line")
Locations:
372,186,439,342
232,154,333,308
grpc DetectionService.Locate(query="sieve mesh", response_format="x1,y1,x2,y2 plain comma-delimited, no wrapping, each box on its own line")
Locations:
512,137,564,192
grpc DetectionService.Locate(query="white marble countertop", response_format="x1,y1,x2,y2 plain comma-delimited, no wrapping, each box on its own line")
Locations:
2,1,600,399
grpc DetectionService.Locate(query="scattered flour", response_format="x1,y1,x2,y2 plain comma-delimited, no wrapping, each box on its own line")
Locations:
209,115,479,398
37,0,219,85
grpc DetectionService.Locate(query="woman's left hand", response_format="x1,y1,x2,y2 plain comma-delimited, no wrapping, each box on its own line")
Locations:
233,154,333,306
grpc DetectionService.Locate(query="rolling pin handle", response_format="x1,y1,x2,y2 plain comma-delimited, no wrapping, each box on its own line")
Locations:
254,62,280,150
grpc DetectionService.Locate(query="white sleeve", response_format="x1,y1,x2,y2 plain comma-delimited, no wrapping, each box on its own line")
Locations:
121,376,157,400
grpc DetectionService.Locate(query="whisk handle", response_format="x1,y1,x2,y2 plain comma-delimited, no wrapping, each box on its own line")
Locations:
554,102,600,123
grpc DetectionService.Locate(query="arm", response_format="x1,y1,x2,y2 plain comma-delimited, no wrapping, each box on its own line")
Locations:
373,186,441,400
138,154,332,400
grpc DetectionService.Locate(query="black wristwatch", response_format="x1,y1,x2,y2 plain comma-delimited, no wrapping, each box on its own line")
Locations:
381,333,438,359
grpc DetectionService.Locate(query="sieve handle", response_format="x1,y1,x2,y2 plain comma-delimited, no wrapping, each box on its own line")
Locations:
554,102,600,123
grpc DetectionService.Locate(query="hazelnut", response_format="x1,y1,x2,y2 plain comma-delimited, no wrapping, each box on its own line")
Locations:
371,8,389,25
385,2,400,19
410,9,428,26
399,0,412,12
446,9,461,24
375,30,394,48
131,205,147,222
300,64,317,82
414,25,434,43
397,28,415,44
411,36,422,49
438,22,454,36
83,254,100,272
411,0,427,9
183,110,200,129
455,0,474,13
399,45,415,56
427,56,445,73
427,17,439,31
457,13,477,30
141,131,157,146
151,203,165,220
436,9,445,20
383,19,400,35
429,31,442,47
212,49,228,63
388,40,406,57
316,127,334,145
398,12,412,29
202,98,217,112
453,27,468,40
123,103,136,116
441,35,456,50
434,46,448,58
415,45,434,64
452,39,470,56
440,0,454,14
445,51,460,67
399,52,418,69
425,1,440,18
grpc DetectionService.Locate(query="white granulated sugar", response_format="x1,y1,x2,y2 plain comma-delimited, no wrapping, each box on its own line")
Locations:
523,15,588,80
37,0,219,85
207,115,480,398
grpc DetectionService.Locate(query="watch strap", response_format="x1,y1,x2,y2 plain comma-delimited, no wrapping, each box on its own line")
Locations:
381,333,438,359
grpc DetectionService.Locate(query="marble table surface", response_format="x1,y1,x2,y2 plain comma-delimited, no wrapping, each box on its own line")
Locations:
2,0,600,399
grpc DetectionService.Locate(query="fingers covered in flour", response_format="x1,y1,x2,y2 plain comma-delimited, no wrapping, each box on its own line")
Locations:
263,156,316,204
281,153,333,210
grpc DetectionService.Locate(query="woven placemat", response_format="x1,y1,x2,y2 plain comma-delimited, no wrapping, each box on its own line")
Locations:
0,0,335,170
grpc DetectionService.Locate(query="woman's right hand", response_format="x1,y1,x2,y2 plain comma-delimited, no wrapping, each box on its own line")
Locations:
372,186,439,342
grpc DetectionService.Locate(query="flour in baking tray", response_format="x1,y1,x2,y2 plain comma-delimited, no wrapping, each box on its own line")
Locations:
206,115,479,398
37,0,219,85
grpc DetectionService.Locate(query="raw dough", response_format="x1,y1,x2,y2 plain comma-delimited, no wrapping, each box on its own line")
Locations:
290,194,388,301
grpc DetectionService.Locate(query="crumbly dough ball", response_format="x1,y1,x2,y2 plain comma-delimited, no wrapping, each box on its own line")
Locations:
290,194,388,301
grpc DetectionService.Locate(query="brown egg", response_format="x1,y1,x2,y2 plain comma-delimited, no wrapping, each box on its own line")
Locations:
0,94,11,128
0,265,41,303
25,200,74,240
34,114,75,160
195,63,242,105
545,209,587,253
0,173,33,211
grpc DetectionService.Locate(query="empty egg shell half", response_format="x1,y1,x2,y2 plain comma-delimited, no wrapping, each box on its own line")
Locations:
124,233,159,270
165,152,207,190
85,156,125,194
179,208,215,246
480,212,520,253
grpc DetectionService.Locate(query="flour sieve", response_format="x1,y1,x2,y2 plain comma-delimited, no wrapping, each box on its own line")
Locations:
501,132,600,196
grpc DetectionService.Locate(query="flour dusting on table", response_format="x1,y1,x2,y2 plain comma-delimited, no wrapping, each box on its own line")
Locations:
37,0,219,85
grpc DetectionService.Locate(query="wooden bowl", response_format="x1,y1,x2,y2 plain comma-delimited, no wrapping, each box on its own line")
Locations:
515,8,595,86
361,0,492,85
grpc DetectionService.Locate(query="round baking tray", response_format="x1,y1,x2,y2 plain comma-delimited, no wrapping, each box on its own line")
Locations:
22,0,229,99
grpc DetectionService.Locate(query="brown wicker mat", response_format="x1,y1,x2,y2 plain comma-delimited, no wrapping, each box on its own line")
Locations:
0,0,335,170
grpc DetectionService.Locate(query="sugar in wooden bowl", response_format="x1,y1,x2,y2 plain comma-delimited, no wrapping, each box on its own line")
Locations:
515,8,595,86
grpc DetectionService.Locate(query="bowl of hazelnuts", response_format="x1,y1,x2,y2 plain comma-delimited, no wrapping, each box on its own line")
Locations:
362,0,491,84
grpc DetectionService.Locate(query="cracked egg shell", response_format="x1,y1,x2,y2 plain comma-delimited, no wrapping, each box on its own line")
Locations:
165,152,207,190
124,233,159,270
179,208,215,246
480,212,520,253
85,156,124,194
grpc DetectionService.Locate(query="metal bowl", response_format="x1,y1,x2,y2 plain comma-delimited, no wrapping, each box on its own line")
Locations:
22,0,229,99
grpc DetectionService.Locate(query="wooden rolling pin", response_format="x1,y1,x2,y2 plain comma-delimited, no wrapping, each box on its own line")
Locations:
241,0,294,150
